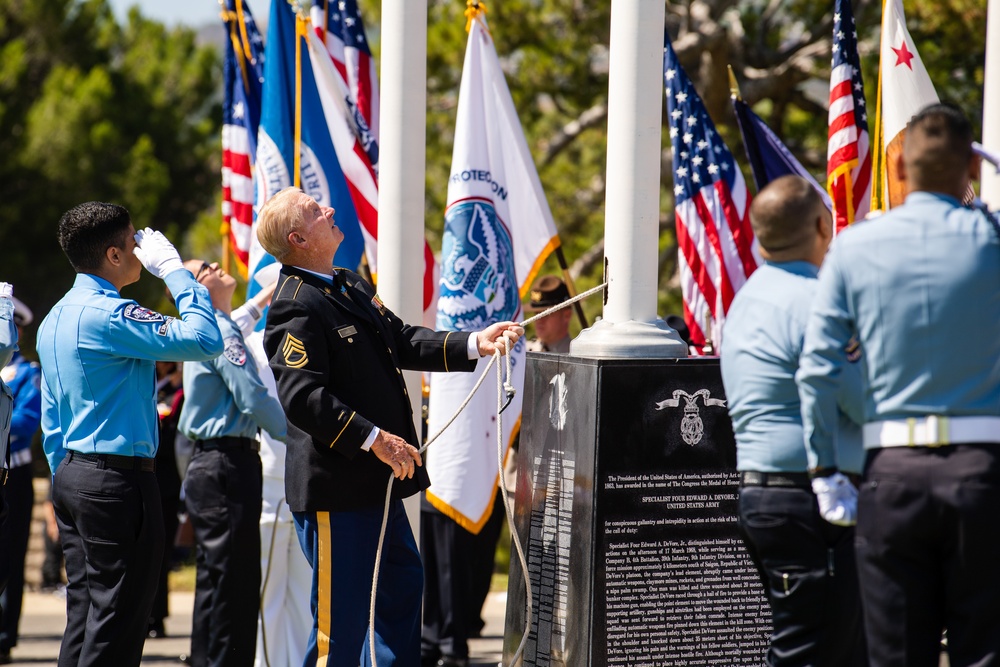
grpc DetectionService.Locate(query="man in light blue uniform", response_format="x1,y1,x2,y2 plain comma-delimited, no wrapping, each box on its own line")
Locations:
178,259,286,667
0,297,42,664
721,175,866,666
37,202,223,667
798,104,1000,665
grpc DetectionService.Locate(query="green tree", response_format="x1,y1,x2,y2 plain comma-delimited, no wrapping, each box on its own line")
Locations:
0,0,221,351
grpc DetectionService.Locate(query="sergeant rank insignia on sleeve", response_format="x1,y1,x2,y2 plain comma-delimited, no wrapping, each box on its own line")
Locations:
223,336,248,366
123,304,165,323
282,333,309,368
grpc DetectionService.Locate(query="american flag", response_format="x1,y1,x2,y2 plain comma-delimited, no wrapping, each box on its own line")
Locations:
664,36,758,355
307,0,437,315
827,0,871,232
221,0,264,276
312,0,379,169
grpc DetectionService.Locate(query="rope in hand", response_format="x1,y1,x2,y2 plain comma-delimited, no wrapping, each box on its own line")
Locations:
368,282,607,667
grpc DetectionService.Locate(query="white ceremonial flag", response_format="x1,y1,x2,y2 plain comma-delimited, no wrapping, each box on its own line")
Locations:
426,13,559,532
871,0,939,211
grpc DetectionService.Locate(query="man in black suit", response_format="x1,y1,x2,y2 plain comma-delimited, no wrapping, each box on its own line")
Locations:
258,187,522,667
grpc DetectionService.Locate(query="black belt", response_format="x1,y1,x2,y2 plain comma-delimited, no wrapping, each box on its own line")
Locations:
66,451,156,472
196,436,259,452
740,471,811,488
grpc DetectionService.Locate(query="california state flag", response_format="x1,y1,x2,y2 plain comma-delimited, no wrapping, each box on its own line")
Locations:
870,0,939,211
425,12,559,532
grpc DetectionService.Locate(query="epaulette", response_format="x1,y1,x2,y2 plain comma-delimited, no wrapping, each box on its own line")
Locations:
276,274,305,301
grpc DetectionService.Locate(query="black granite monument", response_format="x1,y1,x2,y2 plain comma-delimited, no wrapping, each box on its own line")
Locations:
503,354,770,666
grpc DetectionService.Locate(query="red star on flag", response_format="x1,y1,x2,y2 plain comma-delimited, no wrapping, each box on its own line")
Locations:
891,40,915,69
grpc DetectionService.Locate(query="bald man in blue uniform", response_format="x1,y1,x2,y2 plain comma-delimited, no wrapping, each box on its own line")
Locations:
799,104,1000,665
721,175,866,666
38,202,223,667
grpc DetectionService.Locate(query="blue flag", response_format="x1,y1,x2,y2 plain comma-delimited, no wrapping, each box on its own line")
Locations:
731,95,832,210
248,0,363,300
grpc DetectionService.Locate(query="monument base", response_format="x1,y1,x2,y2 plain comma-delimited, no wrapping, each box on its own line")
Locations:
504,354,770,666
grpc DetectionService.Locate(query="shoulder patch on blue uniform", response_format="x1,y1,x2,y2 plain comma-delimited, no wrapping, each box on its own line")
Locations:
123,304,165,323
223,336,247,366
157,317,175,336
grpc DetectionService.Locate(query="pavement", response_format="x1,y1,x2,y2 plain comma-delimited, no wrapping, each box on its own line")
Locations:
15,479,506,667
10,588,506,666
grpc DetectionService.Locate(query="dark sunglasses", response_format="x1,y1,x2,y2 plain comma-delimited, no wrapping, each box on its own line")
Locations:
195,261,213,280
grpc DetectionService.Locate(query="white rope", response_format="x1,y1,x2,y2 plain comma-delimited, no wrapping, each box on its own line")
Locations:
367,282,606,667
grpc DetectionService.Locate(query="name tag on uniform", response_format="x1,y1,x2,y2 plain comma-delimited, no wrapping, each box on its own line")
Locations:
337,325,358,338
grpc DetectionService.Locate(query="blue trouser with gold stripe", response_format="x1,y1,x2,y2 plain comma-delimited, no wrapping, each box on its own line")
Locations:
294,501,422,667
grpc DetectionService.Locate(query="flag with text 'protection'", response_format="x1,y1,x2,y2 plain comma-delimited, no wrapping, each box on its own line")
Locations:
827,0,872,232
304,0,438,320
732,95,832,211
665,35,759,355
426,15,560,533
247,0,362,302
221,0,265,276
870,0,938,212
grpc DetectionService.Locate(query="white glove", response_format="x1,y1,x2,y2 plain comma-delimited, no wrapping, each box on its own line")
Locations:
811,472,858,526
133,228,185,280
0,283,12,299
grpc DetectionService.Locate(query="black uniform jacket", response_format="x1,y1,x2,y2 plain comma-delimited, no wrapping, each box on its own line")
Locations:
264,266,476,512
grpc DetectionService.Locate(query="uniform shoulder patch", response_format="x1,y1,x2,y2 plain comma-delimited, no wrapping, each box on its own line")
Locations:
123,304,165,323
156,317,175,336
282,333,309,368
223,336,248,366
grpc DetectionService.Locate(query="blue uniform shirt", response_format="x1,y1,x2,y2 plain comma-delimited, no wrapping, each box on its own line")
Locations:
721,261,864,474
38,271,224,474
178,311,286,442
2,351,42,457
799,192,1000,469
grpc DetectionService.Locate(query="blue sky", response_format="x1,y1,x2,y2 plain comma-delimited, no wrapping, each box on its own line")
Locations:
107,0,270,27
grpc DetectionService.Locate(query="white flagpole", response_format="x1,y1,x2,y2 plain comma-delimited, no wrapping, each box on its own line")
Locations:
982,0,1000,206
572,0,687,358
379,0,428,535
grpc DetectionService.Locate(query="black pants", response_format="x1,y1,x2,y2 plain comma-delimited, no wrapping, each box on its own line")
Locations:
421,493,504,663
41,518,65,589
738,483,867,667
0,465,34,652
185,446,262,667
53,453,164,667
857,445,1000,667
150,435,181,629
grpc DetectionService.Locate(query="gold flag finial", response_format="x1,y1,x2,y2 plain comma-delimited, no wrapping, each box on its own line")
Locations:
728,65,742,101
465,0,487,33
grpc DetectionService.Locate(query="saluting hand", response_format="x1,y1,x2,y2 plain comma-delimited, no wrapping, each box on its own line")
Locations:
133,228,185,280
371,430,423,480
477,322,524,357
